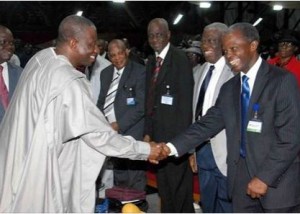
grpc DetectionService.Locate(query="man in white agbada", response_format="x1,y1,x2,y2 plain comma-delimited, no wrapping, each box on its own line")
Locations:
0,15,162,212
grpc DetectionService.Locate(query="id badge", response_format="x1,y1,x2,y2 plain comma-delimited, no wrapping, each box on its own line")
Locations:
247,120,262,133
126,97,136,105
161,94,173,105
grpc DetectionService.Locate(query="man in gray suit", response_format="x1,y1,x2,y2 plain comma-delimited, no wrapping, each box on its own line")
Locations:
0,25,22,123
189,22,234,213
97,39,147,191
162,22,300,212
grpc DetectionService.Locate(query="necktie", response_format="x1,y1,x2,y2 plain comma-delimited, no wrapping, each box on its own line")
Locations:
147,57,163,116
240,75,250,158
152,57,162,83
195,65,214,119
0,65,9,109
103,70,121,117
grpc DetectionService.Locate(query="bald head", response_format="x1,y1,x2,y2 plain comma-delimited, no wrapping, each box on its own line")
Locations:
56,15,96,45
0,25,12,35
147,18,169,33
108,39,127,53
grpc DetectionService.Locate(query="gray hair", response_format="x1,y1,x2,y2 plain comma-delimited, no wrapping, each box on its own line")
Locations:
147,18,169,32
204,22,228,37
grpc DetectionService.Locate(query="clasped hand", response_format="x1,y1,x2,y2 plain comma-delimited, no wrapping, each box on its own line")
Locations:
147,142,171,164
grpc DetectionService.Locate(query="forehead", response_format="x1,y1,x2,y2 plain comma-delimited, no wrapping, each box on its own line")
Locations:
223,29,244,42
202,28,221,38
148,22,166,33
0,29,13,38
109,42,125,52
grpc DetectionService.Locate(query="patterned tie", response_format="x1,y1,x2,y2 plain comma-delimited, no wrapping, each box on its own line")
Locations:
0,65,9,109
147,56,162,116
195,65,214,119
152,56,162,83
240,75,250,158
103,70,121,117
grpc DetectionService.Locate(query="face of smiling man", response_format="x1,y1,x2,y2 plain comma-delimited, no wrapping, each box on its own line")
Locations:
222,29,259,74
0,26,15,64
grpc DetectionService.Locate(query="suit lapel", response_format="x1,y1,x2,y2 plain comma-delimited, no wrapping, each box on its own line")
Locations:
232,74,242,128
155,47,172,86
7,63,18,98
248,61,270,117
102,66,114,98
118,61,131,91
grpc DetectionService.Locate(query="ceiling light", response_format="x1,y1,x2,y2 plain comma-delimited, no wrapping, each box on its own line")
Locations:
76,11,83,16
113,0,125,3
199,2,211,8
253,17,263,26
173,13,183,25
273,4,283,11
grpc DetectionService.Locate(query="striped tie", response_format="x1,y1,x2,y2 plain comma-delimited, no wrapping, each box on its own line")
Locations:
103,71,121,117
0,65,9,109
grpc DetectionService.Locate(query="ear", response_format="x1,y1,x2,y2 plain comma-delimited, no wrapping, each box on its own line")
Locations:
250,40,259,52
69,38,78,50
167,30,171,41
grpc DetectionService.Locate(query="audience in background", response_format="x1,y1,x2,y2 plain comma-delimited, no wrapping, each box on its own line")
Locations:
268,33,300,86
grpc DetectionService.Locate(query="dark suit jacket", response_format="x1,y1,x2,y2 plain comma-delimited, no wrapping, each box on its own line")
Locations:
97,60,145,140
172,60,300,209
0,62,23,123
145,45,194,141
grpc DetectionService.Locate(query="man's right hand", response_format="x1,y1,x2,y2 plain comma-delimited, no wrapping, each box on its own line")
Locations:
147,141,162,164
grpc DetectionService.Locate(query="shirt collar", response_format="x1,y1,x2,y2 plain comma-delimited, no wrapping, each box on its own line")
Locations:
240,56,262,81
155,43,170,61
207,56,226,73
0,62,8,70
114,66,125,76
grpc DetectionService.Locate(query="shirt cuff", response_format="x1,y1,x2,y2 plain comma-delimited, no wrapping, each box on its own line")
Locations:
166,142,179,157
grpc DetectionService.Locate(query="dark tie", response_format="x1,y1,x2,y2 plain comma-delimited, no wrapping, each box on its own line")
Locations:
240,75,250,158
195,65,214,119
147,57,162,116
0,65,9,109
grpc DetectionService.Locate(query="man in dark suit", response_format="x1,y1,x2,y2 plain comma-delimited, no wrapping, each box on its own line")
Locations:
162,22,300,212
97,39,147,191
0,25,22,123
144,18,194,213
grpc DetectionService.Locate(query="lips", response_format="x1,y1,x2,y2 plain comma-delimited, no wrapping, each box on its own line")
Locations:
204,50,213,56
229,58,239,66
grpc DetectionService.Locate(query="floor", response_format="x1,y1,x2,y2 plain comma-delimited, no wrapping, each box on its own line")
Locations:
146,186,203,213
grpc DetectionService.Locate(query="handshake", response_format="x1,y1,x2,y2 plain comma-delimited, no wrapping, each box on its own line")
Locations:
147,141,171,164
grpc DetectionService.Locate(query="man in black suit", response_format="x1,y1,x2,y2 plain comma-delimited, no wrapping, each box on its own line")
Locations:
162,22,300,212
97,39,147,191
0,25,22,123
144,18,194,213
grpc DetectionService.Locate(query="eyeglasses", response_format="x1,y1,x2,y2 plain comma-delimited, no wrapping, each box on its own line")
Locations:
278,42,294,48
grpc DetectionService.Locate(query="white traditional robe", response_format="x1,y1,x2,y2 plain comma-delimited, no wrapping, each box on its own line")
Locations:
0,48,150,212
